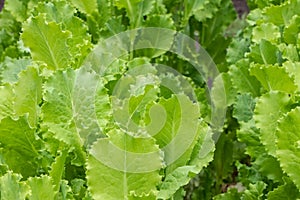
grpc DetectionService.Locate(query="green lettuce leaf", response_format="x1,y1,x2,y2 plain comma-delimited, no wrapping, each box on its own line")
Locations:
27,175,56,200
0,116,41,178
250,64,297,93
42,67,106,150
14,66,42,127
0,171,30,199
22,13,72,70
254,91,292,156
276,107,300,190
87,129,163,200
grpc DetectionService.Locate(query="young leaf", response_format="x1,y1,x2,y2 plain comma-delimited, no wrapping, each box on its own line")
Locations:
22,14,72,70
42,68,105,148
250,64,297,93
228,59,261,97
254,91,292,157
0,84,13,121
14,66,42,127
87,130,163,200
27,175,56,200
276,107,300,190
0,171,30,199
0,116,41,178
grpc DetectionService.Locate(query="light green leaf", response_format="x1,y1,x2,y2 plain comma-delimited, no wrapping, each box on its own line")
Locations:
264,1,300,26
228,59,261,97
49,149,68,196
42,67,105,148
254,91,292,156
250,64,297,93
0,84,14,121
252,23,280,44
211,73,237,107
0,57,30,84
233,93,255,122
276,107,300,190
280,44,299,62
153,95,200,172
241,181,266,200
213,188,240,200
70,0,98,15
87,130,162,200
237,120,264,159
114,0,155,28
22,14,72,70
226,38,250,64
283,15,300,45
258,39,279,65
0,116,41,178
283,61,300,90
27,175,56,200
267,178,300,200
183,0,221,25
158,123,214,199
254,155,283,183
137,14,175,58
0,171,30,199
4,0,27,22
14,66,42,127
34,1,92,68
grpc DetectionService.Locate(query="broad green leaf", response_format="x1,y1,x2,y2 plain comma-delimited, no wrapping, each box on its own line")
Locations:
258,39,279,65
70,0,98,15
254,155,283,183
267,178,300,199
193,0,222,22
22,14,72,70
276,107,300,190
210,73,231,128
182,0,221,25
283,15,300,45
0,84,14,121
34,1,92,68
14,66,42,127
114,0,154,28
0,116,41,178
153,95,200,172
237,120,264,159
137,14,175,58
0,171,30,199
283,61,300,90
49,149,68,196
250,64,297,93
87,130,162,200
42,68,106,149
112,69,159,134
213,188,240,200
226,38,250,64
27,175,56,200
0,57,30,84
264,0,300,26
158,123,214,199
233,93,255,122
4,0,27,22
228,59,261,97
211,73,237,107
252,23,280,44
254,91,292,156
280,43,299,62
241,181,266,200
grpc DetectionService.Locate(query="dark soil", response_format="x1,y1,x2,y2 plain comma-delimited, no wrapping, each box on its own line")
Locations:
231,0,250,18
0,0,4,12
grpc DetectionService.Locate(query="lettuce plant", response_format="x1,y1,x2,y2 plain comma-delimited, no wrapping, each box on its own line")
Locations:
1,0,300,199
